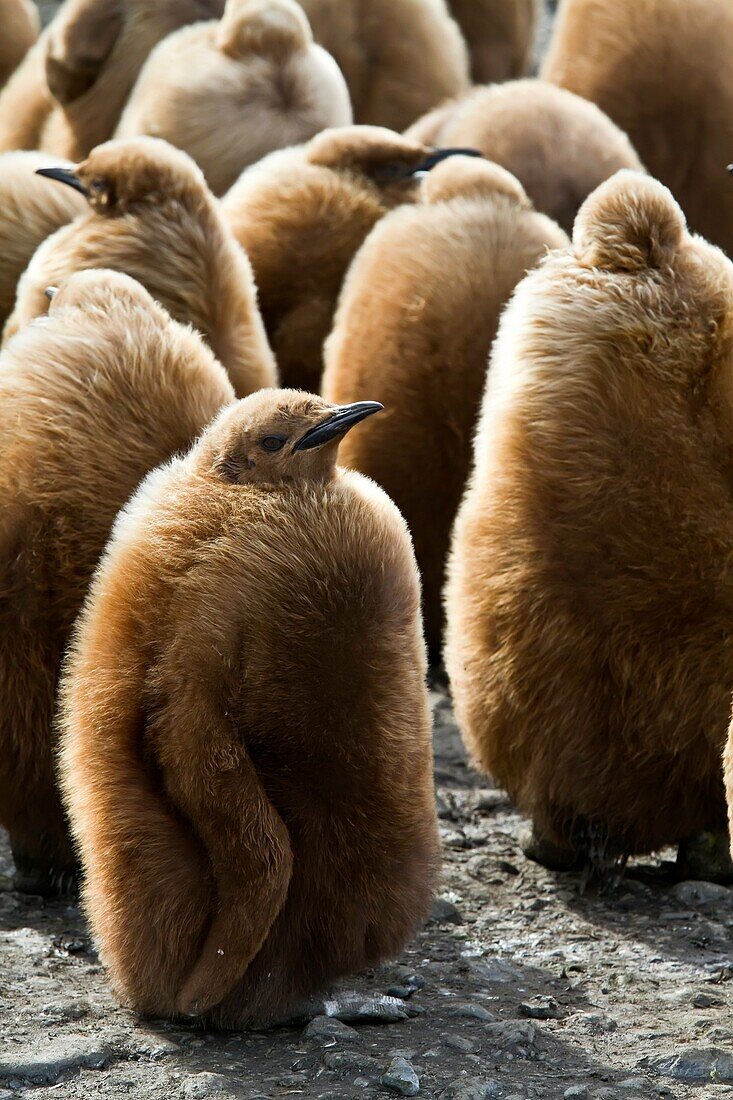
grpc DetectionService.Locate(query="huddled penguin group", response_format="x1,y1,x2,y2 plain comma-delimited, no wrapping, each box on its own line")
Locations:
0,0,732,1032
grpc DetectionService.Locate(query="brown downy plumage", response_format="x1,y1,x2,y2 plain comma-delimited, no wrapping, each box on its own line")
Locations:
445,171,733,866
58,388,439,1026
0,151,86,328
4,136,276,398
297,0,469,132
405,79,644,233
0,0,224,158
322,157,568,652
221,125,438,392
116,0,352,197
721,721,726,858
543,0,733,259
448,0,538,83
0,0,39,88
0,269,234,894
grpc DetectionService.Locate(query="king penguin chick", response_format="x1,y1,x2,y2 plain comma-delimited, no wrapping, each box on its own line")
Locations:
58,388,440,1026
0,151,86,328
222,126,477,391
406,79,644,234
4,136,277,398
0,0,224,158
322,157,568,653
0,0,39,89
445,171,733,870
448,0,538,83
297,0,469,132
0,268,234,895
543,0,733,259
116,0,352,197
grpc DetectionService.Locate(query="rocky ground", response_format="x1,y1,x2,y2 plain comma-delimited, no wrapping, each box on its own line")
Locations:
4,3,729,1099
1,685,732,1100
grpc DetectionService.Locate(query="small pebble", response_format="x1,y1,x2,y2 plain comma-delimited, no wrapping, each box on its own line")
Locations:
444,1034,477,1054
380,1055,420,1096
449,1002,496,1023
387,972,425,999
429,898,464,925
519,995,563,1020
671,881,732,907
650,1046,733,1083
304,1016,359,1043
440,1077,502,1100
563,1088,589,1100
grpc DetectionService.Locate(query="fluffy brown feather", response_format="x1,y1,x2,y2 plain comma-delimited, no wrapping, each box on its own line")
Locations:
59,388,439,1025
0,0,225,158
323,157,567,651
221,126,431,391
116,0,352,197
0,269,234,892
297,0,469,131
0,151,85,328
0,0,39,89
405,79,644,233
4,137,276,397
445,171,733,861
543,0,733,259
448,0,538,82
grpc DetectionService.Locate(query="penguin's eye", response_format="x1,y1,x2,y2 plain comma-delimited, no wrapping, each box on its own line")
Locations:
260,435,286,453
90,178,106,193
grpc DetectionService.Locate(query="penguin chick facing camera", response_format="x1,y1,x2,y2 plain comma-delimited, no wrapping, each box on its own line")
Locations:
59,388,440,1027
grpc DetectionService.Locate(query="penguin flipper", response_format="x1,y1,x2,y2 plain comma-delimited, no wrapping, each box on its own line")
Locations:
159,700,293,1018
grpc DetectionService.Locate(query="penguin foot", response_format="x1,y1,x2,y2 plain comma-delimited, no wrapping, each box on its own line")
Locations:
676,832,733,884
519,825,584,873
12,861,78,898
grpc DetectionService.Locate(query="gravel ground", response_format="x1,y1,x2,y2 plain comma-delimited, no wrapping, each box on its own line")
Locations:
1,685,732,1100
6,3,731,1099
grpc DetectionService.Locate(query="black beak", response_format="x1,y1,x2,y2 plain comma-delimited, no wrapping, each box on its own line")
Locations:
35,166,89,196
293,402,384,452
410,147,484,176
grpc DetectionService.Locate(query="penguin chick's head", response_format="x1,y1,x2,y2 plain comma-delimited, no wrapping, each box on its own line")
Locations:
198,389,383,485
35,136,209,215
306,126,480,199
46,268,164,317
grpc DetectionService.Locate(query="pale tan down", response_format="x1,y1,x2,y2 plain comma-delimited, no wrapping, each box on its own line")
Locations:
0,0,39,89
0,0,225,158
406,79,644,234
298,0,470,131
4,136,277,399
0,151,86,328
323,156,568,651
116,0,352,197
543,0,733,259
